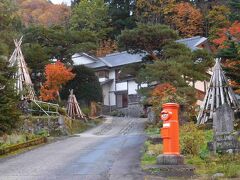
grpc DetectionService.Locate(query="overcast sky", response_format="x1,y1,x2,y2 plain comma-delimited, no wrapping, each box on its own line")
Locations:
51,0,71,6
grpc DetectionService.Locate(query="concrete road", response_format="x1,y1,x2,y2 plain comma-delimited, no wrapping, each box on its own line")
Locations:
0,117,147,180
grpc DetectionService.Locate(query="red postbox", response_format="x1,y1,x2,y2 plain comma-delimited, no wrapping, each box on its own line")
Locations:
160,103,180,155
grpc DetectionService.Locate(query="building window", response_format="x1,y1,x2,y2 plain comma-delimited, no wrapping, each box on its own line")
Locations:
95,70,109,78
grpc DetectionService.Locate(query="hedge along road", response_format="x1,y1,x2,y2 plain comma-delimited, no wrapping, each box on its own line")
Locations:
0,116,147,180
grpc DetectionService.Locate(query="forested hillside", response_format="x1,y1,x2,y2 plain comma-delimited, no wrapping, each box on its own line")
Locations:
16,0,70,27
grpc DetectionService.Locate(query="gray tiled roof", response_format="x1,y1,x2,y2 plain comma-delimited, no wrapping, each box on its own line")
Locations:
85,36,208,69
85,51,145,69
176,36,207,51
101,51,145,67
85,60,106,68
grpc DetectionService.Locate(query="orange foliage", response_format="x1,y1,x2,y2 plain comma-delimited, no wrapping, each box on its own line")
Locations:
150,83,179,113
152,83,176,98
213,21,240,48
170,2,203,37
223,60,240,93
96,39,117,57
40,61,75,101
17,0,70,27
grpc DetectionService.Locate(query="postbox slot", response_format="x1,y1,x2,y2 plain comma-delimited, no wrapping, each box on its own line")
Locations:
161,127,170,138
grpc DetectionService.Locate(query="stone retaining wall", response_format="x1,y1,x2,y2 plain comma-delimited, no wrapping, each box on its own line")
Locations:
0,137,47,155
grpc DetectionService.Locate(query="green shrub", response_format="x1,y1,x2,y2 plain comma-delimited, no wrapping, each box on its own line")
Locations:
180,122,205,155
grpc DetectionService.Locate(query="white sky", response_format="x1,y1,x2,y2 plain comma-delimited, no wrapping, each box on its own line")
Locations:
51,0,71,6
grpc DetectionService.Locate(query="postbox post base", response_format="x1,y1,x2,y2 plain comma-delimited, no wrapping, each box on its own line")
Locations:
157,154,184,165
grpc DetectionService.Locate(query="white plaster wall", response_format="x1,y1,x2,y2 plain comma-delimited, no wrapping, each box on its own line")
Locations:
116,82,127,91
102,84,110,106
109,70,116,106
195,81,206,92
128,81,138,94
109,92,116,106
99,78,108,82
109,70,115,79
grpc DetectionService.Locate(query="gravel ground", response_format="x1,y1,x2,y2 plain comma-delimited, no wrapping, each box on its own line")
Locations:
0,116,147,180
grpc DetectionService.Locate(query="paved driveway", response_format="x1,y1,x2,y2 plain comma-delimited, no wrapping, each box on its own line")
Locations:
0,117,147,180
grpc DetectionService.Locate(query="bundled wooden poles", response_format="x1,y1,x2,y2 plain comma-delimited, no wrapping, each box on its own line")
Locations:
66,90,85,120
8,37,35,100
197,59,240,124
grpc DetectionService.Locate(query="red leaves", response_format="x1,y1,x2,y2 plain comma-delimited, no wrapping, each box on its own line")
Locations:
213,21,240,48
40,61,75,101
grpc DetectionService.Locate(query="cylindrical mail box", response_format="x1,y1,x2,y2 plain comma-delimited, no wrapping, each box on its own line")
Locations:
160,103,180,155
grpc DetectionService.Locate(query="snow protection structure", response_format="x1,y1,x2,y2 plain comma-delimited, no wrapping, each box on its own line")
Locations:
197,59,240,124
67,89,85,120
9,37,35,100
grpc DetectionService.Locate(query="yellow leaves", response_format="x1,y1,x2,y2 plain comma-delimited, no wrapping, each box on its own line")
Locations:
136,0,176,23
207,5,230,28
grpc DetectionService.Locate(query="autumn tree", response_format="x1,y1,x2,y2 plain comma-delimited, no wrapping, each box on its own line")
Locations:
96,39,117,57
150,83,184,114
213,21,240,93
206,5,230,40
40,61,75,101
170,2,203,37
136,0,176,24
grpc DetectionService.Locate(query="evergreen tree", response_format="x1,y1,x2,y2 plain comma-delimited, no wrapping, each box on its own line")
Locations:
70,0,110,38
0,0,21,134
71,0,81,7
118,23,178,56
23,25,98,63
118,24,213,109
0,46,20,134
229,0,240,21
60,65,103,106
106,0,136,37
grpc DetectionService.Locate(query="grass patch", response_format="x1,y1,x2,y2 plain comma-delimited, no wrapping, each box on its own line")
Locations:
142,122,240,178
141,153,157,166
141,141,162,166
186,154,240,178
